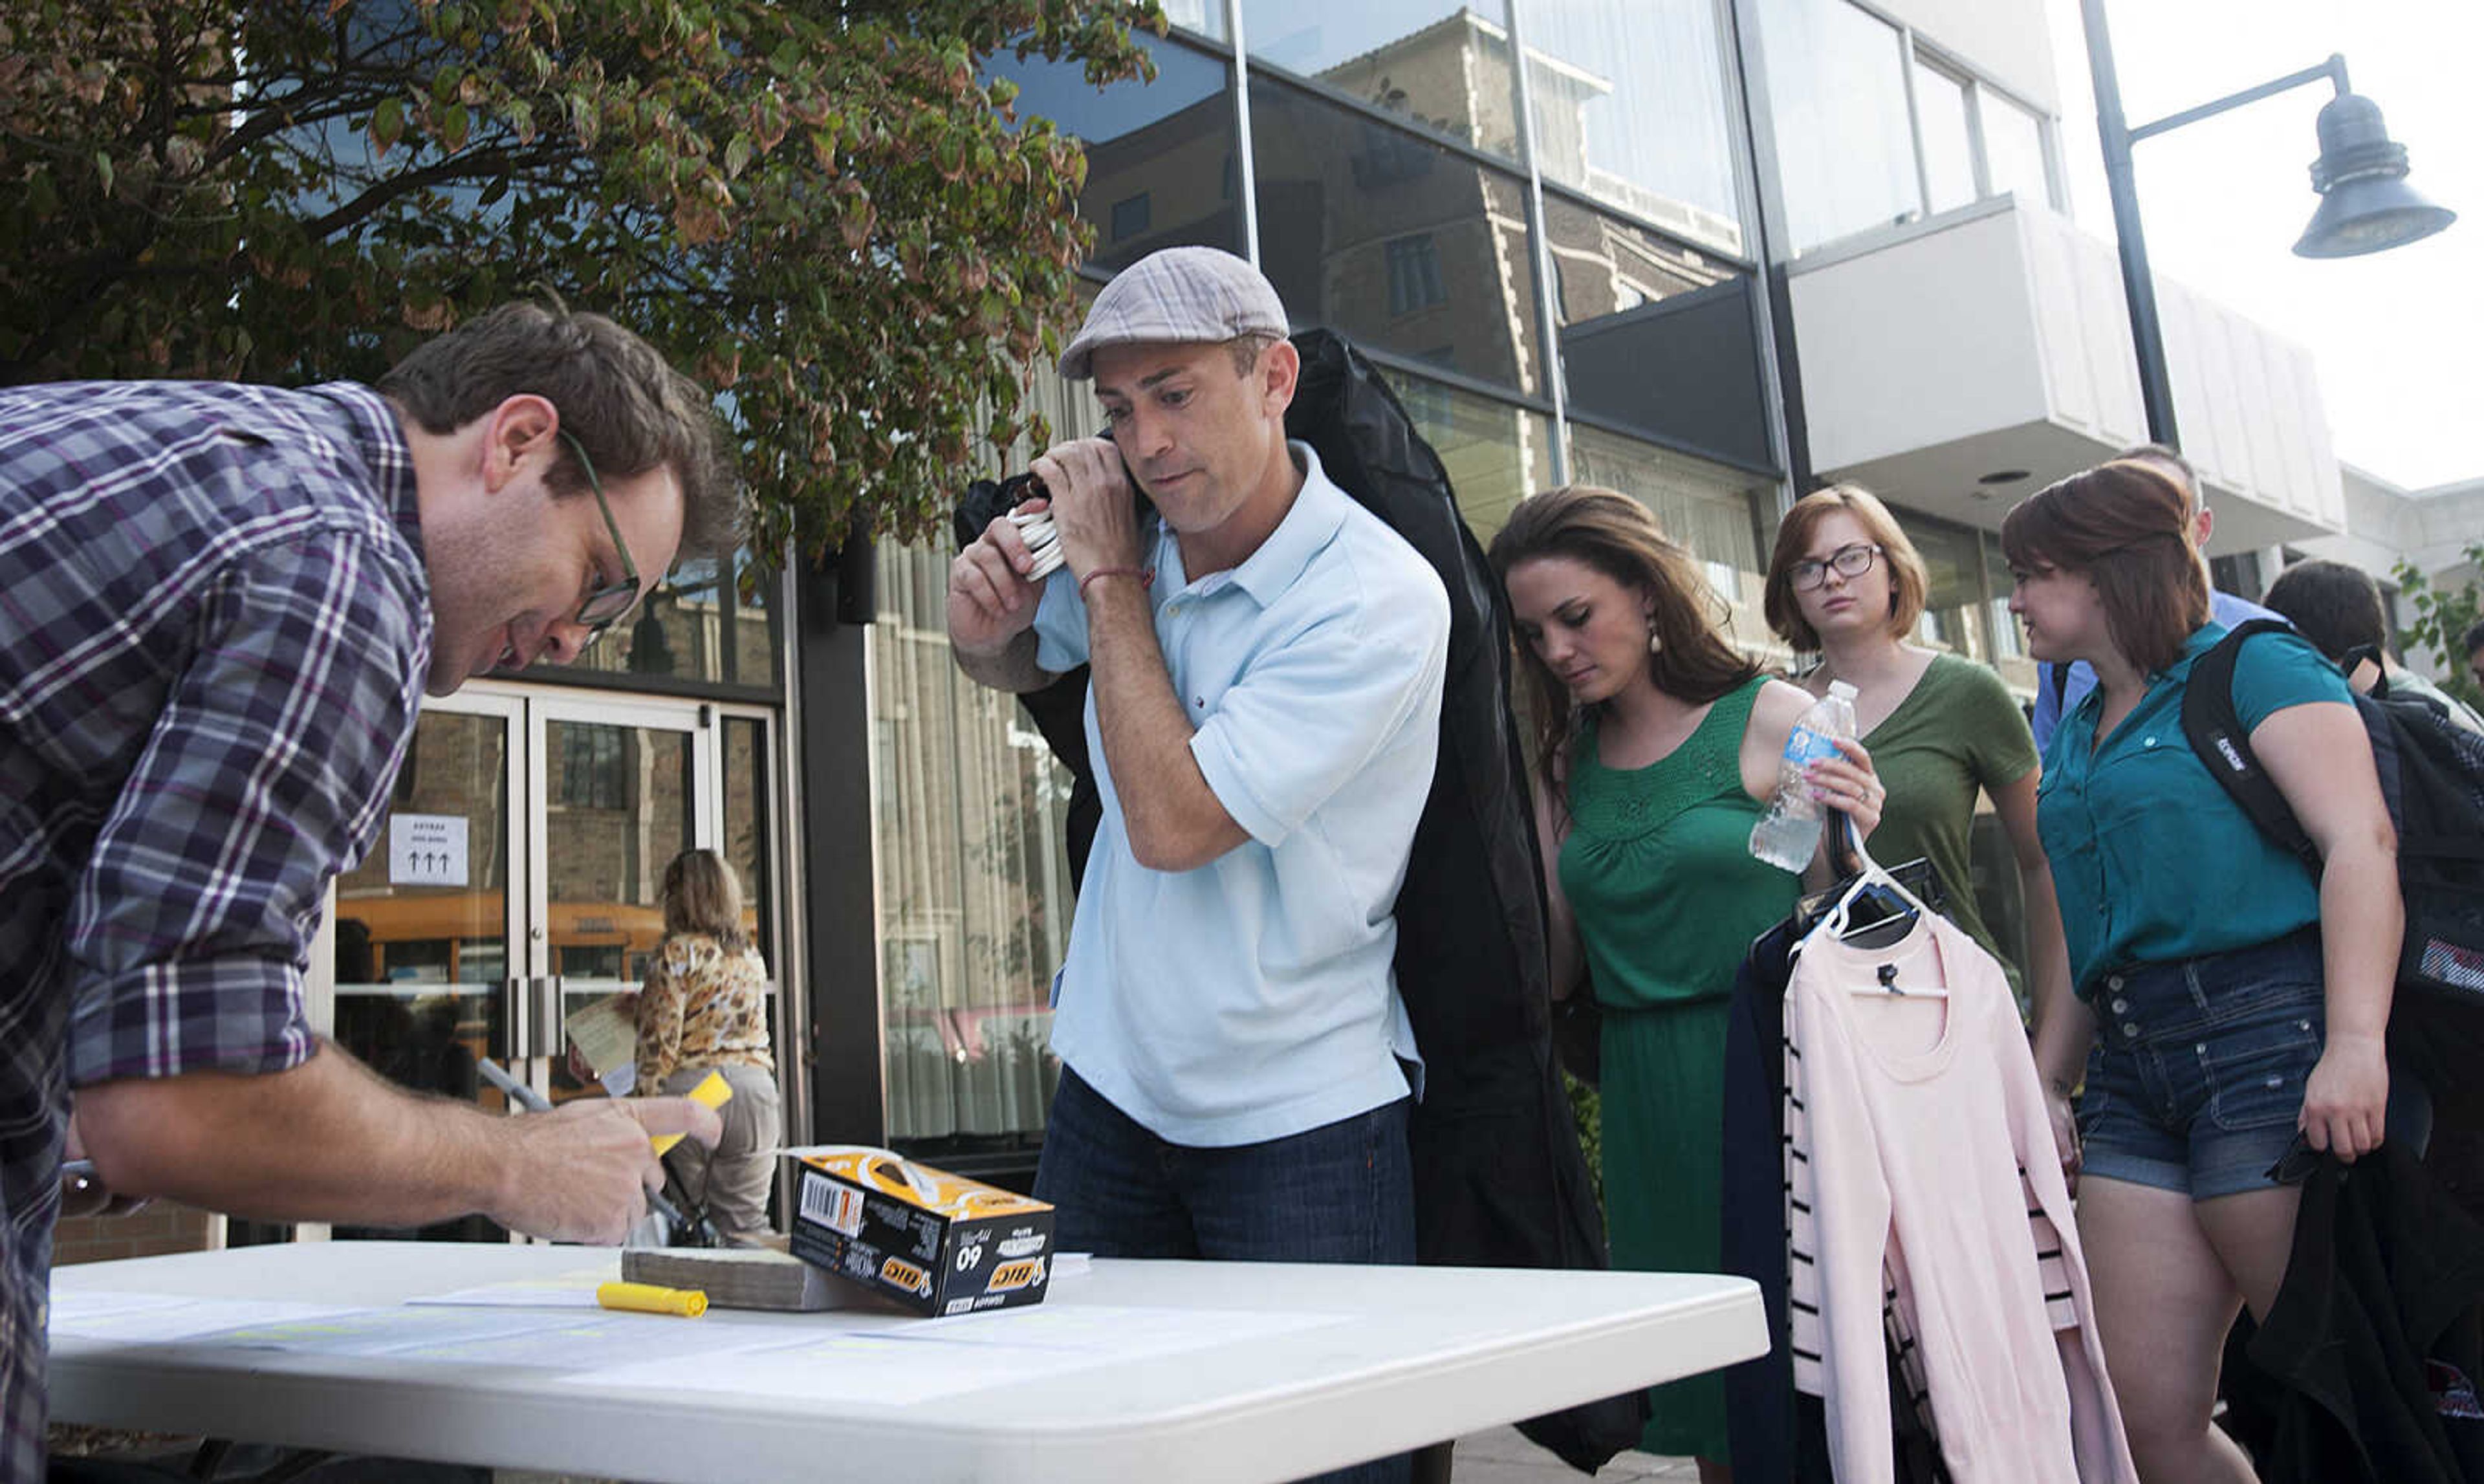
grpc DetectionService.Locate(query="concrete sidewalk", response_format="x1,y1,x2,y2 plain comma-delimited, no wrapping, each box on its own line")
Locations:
1449,1426,1697,1483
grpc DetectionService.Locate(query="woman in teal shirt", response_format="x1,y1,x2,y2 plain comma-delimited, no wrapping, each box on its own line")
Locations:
1492,486,1884,1481
2003,460,2399,1484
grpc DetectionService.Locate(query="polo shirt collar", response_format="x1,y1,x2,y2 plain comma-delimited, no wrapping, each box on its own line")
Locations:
1227,441,1347,606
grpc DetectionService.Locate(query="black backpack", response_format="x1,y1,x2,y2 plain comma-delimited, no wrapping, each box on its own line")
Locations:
2182,619,2484,1120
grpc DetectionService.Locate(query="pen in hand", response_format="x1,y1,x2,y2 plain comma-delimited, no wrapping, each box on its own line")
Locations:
475,1056,692,1238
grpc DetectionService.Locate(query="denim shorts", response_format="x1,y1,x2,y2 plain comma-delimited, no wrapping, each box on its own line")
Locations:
2076,930,2325,1201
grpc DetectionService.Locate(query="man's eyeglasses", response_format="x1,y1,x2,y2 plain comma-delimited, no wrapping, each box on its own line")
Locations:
1790,542,1884,591
561,430,642,635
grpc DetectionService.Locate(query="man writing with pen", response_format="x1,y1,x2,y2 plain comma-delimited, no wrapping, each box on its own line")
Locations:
1,304,733,1482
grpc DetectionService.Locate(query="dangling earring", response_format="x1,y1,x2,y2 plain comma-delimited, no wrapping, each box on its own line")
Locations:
1647,629,1662,655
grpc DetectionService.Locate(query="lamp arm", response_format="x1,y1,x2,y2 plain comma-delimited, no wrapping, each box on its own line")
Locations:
2127,55,2349,146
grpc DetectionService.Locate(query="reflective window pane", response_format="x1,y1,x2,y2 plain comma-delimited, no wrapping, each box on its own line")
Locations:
1381,369,1554,540
1566,424,1771,651
1159,0,1223,40
1543,196,1772,470
1251,78,1545,397
522,548,780,689
543,720,693,999
1979,91,2053,209
1520,0,1745,255
1985,538,2037,693
722,715,775,966
330,714,507,1242
1756,0,1921,252
990,32,1242,270
1902,512,1989,662
1242,0,1521,159
870,540,1076,1144
1913,60,1977,214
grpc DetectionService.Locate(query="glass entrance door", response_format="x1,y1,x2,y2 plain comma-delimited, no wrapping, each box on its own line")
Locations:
324,693,522,1242
531,698,710,1103
289,688,776,1245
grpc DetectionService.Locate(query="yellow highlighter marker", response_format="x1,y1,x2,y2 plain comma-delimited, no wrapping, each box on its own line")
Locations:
597,1281,708,1318
651,1069,734,1156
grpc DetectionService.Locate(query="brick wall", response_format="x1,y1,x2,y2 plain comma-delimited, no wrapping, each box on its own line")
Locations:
50,1204,215,1266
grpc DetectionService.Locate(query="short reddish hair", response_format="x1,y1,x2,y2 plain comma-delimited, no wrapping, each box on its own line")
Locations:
1763,484,1930,651
2000,461,2208,674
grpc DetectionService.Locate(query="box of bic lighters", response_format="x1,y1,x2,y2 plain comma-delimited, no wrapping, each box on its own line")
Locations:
787,1148,1055,1316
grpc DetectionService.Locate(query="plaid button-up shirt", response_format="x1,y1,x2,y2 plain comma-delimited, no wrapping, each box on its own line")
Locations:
0,380,431,1479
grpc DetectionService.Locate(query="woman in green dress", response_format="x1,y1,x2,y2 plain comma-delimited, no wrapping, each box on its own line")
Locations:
1761,485,2076,1174
1491,487,1884,1481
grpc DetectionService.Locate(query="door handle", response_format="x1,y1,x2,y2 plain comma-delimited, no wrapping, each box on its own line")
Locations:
500,975,566,1058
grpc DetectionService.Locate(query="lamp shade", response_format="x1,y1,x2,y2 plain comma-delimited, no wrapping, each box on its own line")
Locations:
2294,92,2456,257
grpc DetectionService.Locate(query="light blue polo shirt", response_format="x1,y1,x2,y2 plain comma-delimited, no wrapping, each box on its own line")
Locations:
1031,443,1450,1147
2036,621,2353,996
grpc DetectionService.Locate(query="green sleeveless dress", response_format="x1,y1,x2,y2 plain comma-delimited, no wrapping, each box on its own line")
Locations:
1560,675,1800,1462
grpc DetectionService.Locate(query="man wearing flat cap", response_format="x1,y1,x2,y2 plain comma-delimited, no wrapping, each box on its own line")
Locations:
948,248,1448,1326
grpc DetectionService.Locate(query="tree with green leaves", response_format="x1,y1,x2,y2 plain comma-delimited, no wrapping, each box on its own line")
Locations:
2393,542,2484,710
0,0,1162,556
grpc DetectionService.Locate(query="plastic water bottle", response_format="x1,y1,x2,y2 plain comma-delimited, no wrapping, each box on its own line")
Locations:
1749,681,1859,872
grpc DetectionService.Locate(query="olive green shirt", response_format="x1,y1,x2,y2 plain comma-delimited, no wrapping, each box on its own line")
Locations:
1851,653,2039,987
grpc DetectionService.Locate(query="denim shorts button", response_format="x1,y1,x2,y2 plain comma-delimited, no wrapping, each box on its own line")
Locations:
2196,1043,2208,1054
2298,1020,2313,1032
2111,998,2130,1014
2124,1022,2140,1036
2106,974,2124,991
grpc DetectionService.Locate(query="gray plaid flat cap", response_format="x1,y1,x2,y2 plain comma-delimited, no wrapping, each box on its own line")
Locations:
1059,246,1291,380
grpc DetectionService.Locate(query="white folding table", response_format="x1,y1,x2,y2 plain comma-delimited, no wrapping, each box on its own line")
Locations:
50,1242,1762,1483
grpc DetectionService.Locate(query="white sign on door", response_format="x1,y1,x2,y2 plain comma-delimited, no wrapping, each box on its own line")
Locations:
389,814,470,888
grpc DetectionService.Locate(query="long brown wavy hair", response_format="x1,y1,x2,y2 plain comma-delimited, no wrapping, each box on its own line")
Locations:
1488,485,1760,798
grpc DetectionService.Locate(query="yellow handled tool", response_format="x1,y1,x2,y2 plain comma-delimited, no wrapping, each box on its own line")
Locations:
596,1281,708,1318
649,1069,734,1156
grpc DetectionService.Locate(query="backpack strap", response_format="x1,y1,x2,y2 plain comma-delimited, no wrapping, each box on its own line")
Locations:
2046,660,2071,716
2179,619,2321,867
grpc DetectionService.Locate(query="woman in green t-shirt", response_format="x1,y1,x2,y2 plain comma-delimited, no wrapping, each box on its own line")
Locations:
2005,460,2395,1484
1492,486,1885,1481
1761,485,2073,1097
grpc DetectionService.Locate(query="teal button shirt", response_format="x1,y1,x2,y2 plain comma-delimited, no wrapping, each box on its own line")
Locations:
2037,622,2353,995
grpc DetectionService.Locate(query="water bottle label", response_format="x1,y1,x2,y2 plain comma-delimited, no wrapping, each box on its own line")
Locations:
1781,725,1843,768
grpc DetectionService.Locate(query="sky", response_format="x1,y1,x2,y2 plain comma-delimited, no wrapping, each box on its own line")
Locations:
2042,0,2484,490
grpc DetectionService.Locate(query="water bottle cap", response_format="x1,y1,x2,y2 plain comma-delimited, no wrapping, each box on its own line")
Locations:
1827,680,1859,700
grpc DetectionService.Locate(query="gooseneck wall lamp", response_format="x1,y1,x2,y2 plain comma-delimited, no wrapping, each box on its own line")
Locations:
2079,1,2456,446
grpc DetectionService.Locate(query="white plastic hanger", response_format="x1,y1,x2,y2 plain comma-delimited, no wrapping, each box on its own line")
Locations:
1802,814,1947,998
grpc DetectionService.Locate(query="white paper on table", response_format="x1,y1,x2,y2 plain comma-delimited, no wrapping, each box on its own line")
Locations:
49,1294,367,1344
564,1304,1349,1407
369,1313,817,1368
406,1265,616,1310
177,1305,622,1358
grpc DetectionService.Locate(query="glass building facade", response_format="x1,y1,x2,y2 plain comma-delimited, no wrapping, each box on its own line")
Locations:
855,0,2062,1161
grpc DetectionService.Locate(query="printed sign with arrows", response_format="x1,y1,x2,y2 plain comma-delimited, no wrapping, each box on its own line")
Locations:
389,813,470,888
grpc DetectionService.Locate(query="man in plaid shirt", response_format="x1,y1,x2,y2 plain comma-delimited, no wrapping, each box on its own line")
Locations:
1,303,740,1479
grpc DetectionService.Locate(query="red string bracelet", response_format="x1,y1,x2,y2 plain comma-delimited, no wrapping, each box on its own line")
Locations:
1079,565,1154,600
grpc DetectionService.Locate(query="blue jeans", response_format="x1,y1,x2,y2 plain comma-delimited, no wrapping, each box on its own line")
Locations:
1035,1066,1416,1484
1036,1065,1416,1261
